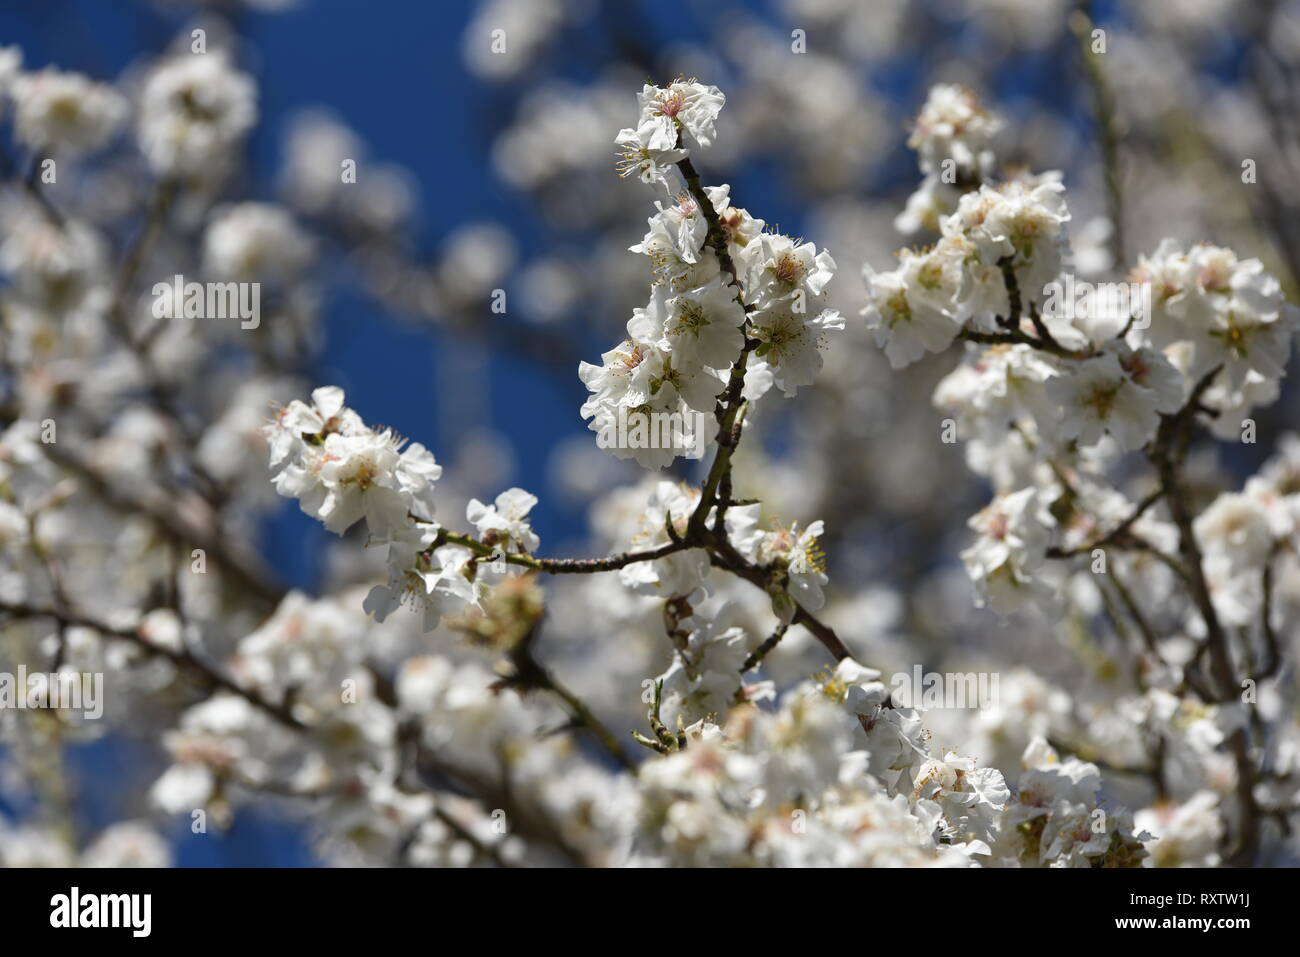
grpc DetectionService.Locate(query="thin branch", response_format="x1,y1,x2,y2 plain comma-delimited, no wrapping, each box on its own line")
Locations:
438,529,690,575
1146,364,1263,865
706,535,855,663
957,327,1094,360
38,443,283,608
1107,566,1161,657
430,805,514,868
1070,5,1127,267
742,619,789,672
1148,366,1233,700
0,600,303,730
1047,484,1166,559
1251,546,1283,682
675,151,756,541
997,255,1023,330
497,630,635,772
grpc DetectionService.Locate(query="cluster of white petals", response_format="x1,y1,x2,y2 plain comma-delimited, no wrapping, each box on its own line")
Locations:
582,85,844,469
10,67,127,156
866,85,1300,622
138,51,257,175
265,387,499,632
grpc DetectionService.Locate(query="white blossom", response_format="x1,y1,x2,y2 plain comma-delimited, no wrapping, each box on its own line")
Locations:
635,79,725,150
138,50,257,175
466,487,540,554
10,68,127,155
962,488,1056,614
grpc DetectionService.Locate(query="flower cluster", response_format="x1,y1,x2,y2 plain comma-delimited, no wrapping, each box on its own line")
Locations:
865,172,1072,369
849,82,1300,871
896,84,1003,236
10,66,127,156
581,81,843,469
614,79,725,190
138,51,257,175
1133,239,1296,403
265,386,441,538
628,675,1146,867
265,386,527,632
866,86,1299,618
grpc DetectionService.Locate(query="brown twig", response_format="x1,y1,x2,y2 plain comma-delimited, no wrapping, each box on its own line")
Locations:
0,600,302,729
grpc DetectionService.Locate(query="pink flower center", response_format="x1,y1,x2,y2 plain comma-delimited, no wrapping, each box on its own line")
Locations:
658,90,685,118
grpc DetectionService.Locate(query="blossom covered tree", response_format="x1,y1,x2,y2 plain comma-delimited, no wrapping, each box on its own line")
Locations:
1,0,1299,869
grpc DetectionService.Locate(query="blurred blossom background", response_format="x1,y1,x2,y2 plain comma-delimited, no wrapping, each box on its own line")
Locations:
1,0,1298,866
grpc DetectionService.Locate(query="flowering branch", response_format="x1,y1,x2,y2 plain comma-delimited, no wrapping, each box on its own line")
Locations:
674,152,756,541
1070,4,1127,267
0,600,303,730
1046,484,1166,559
437,529,688,575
